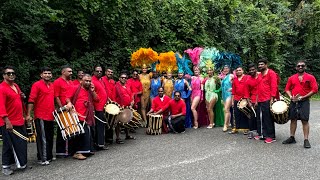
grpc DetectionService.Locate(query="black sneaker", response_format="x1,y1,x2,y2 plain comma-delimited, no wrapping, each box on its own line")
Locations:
282,136,296,144
304,139,311,148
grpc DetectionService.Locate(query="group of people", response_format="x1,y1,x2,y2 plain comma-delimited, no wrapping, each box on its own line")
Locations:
0,57,318,176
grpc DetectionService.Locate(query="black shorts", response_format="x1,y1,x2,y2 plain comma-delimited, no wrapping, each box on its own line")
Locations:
288,100,310,121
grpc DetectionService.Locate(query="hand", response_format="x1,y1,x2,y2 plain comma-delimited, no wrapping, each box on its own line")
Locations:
25,115,33,122
90,83,95,92
228,88,232,92
6,121,13,132
171,115,177,119
65,102,73,111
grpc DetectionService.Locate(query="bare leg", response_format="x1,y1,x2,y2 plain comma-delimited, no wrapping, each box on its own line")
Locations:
301,120,309,140
191,96,201,128
206,98,217,128
290,119,297,137
223,98,232,131
141,96,149,124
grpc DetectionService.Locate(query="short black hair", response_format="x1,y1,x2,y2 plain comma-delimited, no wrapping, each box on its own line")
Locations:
174,91,181,96
2,65,15,74
132,69,138,74
61,65,71,71
258,58,268,64
158,87,164,91
94,65,102,70
248,63,256,69
119,72,127,77
296,60,306,65
105,66,113,71
40,66,52,73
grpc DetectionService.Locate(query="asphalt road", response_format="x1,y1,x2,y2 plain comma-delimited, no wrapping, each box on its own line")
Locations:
1,101,320,180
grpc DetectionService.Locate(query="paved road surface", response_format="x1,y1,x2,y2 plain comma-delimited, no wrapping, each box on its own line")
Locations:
1,101,320,180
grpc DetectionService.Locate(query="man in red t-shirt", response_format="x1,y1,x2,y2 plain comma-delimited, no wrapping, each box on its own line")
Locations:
115,72,135,143
282,61,318,148
26,67,55,165
231,66,249,134
73,70,84,85
92,66,108,150
147,87,171,133
53,65,74,157
159,91,186,133
65,74,98,160
101,67,116,144
244,63,261,139
127,70,143,110
255,59,278,143
0,66,27,175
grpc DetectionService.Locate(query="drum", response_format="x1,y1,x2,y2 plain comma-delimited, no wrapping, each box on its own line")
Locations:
117,107,137,128
104,101,121,128
26,120,36,143
53,106,84,140
146,114,163,135
132,109,143,127
237,98,252,119
271,100,289,124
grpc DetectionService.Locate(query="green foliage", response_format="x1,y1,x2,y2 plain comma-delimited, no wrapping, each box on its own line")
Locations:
0,0,319,94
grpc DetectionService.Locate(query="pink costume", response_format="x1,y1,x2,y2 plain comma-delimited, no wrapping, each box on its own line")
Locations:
191,76,203,100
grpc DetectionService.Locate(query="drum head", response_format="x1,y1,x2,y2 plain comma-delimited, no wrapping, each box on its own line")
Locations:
105,104,121,115
238,99,247,108
271,101,288,113
148,114,162,118
117,109,133,123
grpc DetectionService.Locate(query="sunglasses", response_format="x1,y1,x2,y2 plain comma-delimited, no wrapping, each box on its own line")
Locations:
174,95,180,97
297,65,305,68
95,71,102,73
4,72,16,76
120,77,127,79
133,73,138,75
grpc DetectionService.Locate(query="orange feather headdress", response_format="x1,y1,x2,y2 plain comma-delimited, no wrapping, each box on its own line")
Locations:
157,51,177,73
130,48,159,68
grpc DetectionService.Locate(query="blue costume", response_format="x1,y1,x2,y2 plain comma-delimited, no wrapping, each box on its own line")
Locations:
174,79,192,128
150,77,161,99
221,74,232,102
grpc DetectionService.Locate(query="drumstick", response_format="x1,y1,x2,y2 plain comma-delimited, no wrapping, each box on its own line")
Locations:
13,129,28,141
251,107,257,117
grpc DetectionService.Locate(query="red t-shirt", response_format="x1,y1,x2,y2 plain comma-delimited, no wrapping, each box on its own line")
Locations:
0,81,24,126
127,78,143,103
163,99,186,116
285,72,318,97
115,82,132,107
92,76,108,111
28,80,55,121
73,79,81,86
152,95,171,112
257,69,278,102
244,75,261,103
232,75,248,101
67,86,98,121
53,77,74,106
101,76,115,101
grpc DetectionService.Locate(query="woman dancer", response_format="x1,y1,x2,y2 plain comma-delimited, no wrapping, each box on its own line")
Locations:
139,66,151,123
163,72,174,98
221,65,234,132
150,71,162,103
204,68,219,128
190,67,204,129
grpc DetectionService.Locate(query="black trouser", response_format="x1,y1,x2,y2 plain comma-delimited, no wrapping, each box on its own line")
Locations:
95,111,105,147
70,123,94,154
165,115,186,133
35,119,54,162
257,100,275,138
55,125,69,156
1,125,27,169
249,108,257,131
234,100,249,129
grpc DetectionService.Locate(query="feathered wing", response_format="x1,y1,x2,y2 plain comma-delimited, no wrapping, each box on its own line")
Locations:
183,55,193,75
214,52,242,71
184,47,203,67
130,48,159,68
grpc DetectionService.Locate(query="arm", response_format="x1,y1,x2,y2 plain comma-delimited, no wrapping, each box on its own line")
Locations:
53,80,63,107
301,76,318,100
26,83,38,121
184,79,192,90
270,71,278,102
0,90,13,131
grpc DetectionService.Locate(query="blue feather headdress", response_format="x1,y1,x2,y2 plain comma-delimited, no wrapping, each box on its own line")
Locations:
214,52,242,71
175,53,193,75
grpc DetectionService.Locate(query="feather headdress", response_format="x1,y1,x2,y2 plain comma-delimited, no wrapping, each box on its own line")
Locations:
130,48,159,68
214,52,242,71
199,47,220,72
157,51,177,73
184,47,203,67
175,53,193,75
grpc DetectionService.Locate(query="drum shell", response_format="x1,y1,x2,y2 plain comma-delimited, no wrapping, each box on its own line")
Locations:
237,98,252,119
146,114,163,135
271,101,289,124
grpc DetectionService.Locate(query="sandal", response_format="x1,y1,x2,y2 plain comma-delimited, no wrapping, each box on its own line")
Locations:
116,139,124,144
125,136,136,140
